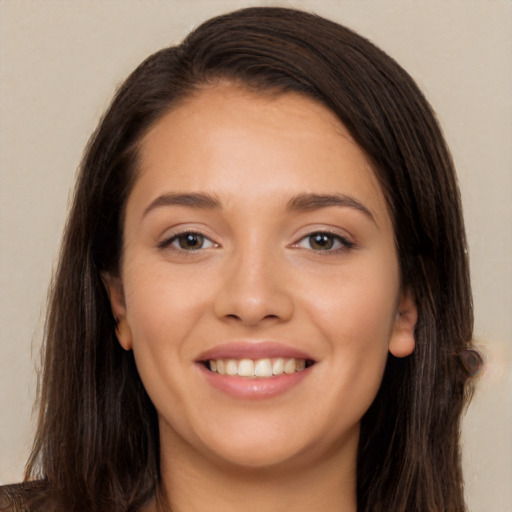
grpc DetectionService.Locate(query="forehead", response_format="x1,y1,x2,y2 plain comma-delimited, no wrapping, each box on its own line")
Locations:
132,84,390,224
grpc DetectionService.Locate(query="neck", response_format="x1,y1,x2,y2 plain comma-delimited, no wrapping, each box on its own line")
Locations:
150,433,358,512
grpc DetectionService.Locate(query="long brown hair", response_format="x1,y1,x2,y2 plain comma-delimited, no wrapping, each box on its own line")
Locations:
23,7,479,511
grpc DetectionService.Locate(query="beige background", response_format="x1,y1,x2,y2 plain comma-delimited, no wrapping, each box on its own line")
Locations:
1,1,511,510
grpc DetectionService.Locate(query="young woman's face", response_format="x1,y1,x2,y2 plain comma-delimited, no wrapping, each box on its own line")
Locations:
107,84,416,472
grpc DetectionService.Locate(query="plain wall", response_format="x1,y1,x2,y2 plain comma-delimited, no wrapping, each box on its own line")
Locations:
1,1,511,510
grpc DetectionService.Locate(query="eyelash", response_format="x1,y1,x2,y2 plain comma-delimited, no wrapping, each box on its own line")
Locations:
158,230,355,254
293,231,355,254
157,231,217,252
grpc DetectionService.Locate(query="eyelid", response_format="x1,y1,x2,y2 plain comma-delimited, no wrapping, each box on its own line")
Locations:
291,229,355,252
157,229,219,251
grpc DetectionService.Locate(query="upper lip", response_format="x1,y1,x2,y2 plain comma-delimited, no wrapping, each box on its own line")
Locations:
196,341,315,362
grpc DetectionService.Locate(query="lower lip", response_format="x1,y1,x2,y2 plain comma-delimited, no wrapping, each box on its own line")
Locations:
198,364,311,400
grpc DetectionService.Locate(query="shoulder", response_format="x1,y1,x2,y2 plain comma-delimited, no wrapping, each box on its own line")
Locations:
0,481,51,512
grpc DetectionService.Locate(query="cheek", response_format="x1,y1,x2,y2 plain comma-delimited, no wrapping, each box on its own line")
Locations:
123,260,210,341
304,260,399,344
309,287,394,383
301,256,399,397
121,263,206,408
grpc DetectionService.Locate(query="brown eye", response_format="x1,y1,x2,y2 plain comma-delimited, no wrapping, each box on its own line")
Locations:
177,233,205,250
309,233,336,250
161,232,216,251
293,231,354,253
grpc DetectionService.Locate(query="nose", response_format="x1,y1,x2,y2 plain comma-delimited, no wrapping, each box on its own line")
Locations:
213,245,294,327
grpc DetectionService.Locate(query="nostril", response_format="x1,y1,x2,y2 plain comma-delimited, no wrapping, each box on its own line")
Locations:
222,312,281,323
213,282,295,325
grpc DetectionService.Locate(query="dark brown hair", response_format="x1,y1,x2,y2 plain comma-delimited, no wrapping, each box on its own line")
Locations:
20,6,478,511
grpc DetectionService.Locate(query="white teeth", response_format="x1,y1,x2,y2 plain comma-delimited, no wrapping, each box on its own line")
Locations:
216,359,225,375
225,359,238,376
254,359,273,377
284,358,297,374
272,358,284,375
206,357,309,378
237,359,255,377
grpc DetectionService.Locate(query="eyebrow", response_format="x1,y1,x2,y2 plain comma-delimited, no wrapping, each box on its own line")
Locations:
286,193,375,221
143,192,222,217
143,191,375,223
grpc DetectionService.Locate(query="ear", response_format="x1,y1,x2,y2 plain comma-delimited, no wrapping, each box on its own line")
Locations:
388,289,417,358
101,272,133,351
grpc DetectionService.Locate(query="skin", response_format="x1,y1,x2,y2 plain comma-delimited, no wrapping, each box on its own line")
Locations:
105,84,417,512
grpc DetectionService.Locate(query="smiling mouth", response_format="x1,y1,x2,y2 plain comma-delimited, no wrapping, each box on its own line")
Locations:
202,357,315,378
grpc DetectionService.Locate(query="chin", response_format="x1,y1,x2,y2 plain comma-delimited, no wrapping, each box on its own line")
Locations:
195,418,359,473
208,440,312,471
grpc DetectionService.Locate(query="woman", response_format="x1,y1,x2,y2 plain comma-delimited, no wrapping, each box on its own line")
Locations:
0,7,481,512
